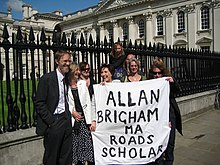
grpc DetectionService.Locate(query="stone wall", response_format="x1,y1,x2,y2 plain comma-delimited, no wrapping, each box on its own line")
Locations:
0,128,43,165
176,90,216,120
0,90,217,165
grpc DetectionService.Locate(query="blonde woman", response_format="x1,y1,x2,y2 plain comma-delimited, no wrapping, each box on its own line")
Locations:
68,63,96,165
125,57,143,82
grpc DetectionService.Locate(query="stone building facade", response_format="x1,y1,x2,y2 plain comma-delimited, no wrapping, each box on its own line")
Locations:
58,0,220,52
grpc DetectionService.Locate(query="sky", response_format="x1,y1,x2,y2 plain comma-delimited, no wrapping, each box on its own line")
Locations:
0,0,101,20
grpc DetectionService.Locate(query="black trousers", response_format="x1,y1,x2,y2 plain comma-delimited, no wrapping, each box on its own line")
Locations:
164,118,176,165
43,113,72,165
147,117,176,165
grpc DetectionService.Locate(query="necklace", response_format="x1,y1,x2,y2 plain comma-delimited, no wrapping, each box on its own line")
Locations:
129,74,141,82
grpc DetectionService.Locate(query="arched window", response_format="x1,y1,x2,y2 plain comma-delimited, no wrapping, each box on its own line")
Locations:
108,25,113,42
138,19,145,38
177,11,185,33
201,6,210,29
123,22,128,40
157,15,163,35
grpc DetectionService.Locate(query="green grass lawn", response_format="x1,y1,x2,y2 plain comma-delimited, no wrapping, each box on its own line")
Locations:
0,79,38,130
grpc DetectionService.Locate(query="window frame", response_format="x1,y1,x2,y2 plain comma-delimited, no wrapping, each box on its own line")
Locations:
108,25,113,42
123,22,128,40
201,6,210,30
157,15,164,35
138,19,145,38
177,11,185,33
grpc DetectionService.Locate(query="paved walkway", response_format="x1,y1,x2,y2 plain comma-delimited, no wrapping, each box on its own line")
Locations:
174,108,220,165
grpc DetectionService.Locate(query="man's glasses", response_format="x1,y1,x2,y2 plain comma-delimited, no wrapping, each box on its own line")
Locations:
152,71,162,75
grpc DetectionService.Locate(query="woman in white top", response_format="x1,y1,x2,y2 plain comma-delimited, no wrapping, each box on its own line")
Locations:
68,62,96,165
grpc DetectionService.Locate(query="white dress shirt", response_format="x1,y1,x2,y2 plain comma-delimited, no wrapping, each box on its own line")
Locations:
54,69,65,114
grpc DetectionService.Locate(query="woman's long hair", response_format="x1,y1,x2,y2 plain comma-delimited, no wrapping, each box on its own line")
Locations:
111,42,124,58
68,62,79,84
148,57,171,79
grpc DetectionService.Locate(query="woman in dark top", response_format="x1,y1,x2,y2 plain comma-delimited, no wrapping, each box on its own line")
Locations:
109,42,127,82
148,57,182,165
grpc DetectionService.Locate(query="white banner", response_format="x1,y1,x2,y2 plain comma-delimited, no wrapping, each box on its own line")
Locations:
92,78,171,165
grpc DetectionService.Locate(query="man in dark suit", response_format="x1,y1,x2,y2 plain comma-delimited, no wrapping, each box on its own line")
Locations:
36,50,72,165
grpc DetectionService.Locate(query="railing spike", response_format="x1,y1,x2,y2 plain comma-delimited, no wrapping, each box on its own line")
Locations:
134,40,138,49
52,29,58,45
71,31,76,46
123,38,126,48
117,37,120,43
80,33,85,46
61,32,67,46
29,27,35,42
104,36,108,47
89,34,93,46
3,24,9,41
40,28,46,42
16,26,23,42
128,39,132,49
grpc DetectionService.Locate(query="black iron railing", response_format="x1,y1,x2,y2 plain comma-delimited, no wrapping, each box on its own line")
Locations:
0,24,220,133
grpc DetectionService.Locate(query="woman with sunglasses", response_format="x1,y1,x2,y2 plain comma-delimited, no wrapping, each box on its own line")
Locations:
79,62,96,100
148,58,182,165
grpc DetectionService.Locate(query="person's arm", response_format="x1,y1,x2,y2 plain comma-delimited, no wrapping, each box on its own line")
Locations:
90,94,96,131
35,75,55,126
166,77,181,96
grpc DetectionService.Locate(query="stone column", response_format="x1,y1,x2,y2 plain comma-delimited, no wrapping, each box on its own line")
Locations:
90,23,97,42
213,1,220,51
82,28,88,44
98,23,105,42
144,11,153,45
126,16,137,44
186,4,196,49
111,19,119,42
164,9,173,46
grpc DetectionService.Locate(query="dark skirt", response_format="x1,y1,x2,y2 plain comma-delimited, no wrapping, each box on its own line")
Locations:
72,122,94,164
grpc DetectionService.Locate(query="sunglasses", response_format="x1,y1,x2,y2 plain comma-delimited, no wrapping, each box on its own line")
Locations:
152,71,162,75
81,68,90,71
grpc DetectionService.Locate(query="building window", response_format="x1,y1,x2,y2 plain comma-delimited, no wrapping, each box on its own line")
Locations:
177,11,185,33
123,22,128,40
200,46,210,52
157,15,163,35
138,19,145,38
201,6,210,30
109,25,113,42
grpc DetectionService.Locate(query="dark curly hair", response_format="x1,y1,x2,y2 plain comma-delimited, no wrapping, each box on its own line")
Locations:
100,63,115,76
